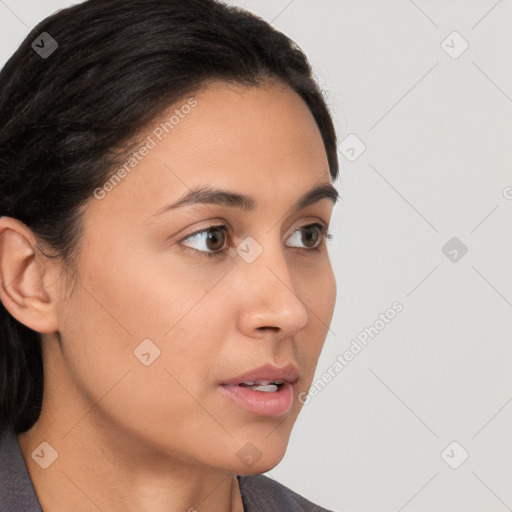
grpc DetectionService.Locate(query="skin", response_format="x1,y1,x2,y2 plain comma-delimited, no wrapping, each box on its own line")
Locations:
0,79,337,511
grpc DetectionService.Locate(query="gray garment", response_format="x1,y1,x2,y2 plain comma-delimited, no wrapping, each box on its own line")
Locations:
0,427,334,511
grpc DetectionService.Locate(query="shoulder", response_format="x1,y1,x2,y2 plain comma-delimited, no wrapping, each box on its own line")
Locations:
237,473,335,512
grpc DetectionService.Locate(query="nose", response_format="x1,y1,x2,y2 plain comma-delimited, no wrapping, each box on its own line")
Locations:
235,242,309,339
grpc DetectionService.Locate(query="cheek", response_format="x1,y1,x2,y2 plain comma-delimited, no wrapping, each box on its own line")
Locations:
317,259,337,325
75,234,217,340
56,289,228,458
324,264,337,322
57,248,227,425
297,256,337,329
295,261,336,368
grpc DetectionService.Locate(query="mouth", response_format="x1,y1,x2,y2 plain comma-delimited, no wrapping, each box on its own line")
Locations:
219,364,299,417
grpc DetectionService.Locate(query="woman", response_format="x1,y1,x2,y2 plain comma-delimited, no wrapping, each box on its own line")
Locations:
0,0,340,510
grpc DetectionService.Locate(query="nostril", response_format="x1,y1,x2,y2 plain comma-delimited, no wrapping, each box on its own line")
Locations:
258,326,279,332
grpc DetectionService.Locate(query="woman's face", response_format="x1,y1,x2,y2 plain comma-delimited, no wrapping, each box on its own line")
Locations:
49,80,338,474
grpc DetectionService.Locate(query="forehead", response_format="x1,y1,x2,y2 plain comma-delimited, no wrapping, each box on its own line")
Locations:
86,80,332,223
149,79,328,167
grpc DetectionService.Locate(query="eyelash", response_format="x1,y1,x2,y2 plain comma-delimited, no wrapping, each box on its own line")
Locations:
179,223,334,259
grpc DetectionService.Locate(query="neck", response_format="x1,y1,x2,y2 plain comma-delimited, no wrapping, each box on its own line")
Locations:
18,415,244,512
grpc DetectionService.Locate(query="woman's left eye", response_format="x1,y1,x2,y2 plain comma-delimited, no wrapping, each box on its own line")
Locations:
179,223,333,259
287,223,333,251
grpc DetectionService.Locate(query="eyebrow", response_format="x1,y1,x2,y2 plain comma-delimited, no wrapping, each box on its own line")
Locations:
152,182,340,217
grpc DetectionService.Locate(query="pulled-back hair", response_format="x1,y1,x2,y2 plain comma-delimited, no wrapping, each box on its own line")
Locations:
0,0,339,435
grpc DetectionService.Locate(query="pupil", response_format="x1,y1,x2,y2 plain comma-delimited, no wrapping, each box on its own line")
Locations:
207,228,225,251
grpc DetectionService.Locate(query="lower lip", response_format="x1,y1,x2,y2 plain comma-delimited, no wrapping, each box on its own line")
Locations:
219,382,294,417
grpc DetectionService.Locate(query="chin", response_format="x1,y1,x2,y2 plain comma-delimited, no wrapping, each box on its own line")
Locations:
235,453,285,476
230,436,289,476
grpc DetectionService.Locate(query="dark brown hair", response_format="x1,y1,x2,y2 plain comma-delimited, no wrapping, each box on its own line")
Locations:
0,0,339,435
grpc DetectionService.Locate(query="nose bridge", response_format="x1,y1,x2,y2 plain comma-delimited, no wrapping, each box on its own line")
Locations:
236,234,309,334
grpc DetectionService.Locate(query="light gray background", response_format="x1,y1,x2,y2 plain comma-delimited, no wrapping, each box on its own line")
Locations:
1,1,511,511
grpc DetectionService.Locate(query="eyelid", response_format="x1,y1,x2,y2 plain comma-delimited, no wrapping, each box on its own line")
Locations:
177,220,230,243
293,218,329,232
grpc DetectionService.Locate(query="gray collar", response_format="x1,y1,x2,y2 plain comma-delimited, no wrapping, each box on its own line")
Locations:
0,427,42,512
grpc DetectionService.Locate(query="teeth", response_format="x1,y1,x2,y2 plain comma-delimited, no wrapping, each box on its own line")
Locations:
251,384,279,392
240,379,285,387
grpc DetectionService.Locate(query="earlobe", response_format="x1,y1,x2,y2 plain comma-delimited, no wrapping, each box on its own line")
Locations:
0,216,59,334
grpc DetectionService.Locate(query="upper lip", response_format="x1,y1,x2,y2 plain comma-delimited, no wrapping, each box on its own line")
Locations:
220,364,299,386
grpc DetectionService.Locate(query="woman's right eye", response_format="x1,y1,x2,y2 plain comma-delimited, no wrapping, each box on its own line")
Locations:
179,225,231,259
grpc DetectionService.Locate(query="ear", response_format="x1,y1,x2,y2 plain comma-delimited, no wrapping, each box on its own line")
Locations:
0,216,59,333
